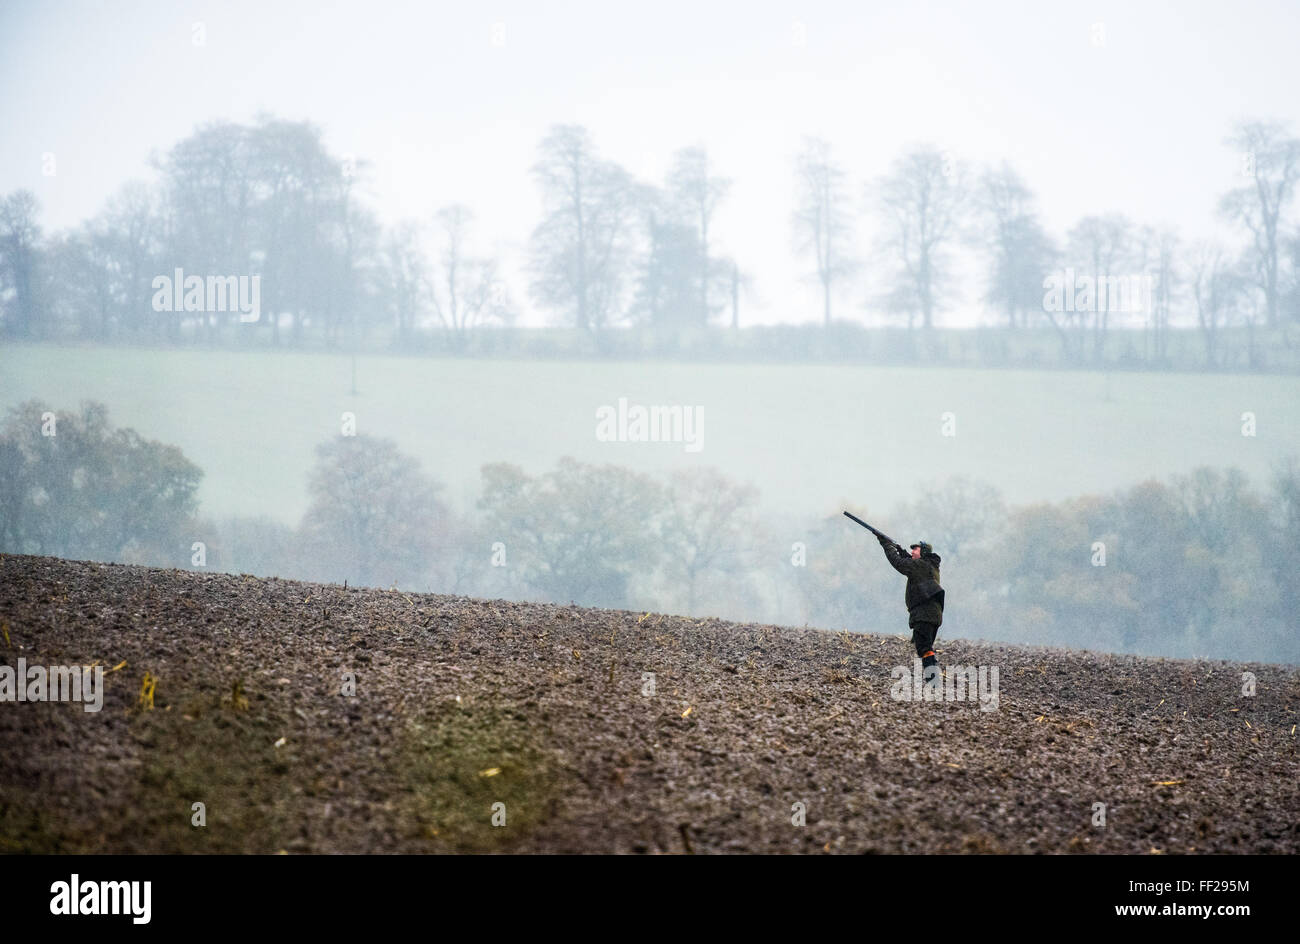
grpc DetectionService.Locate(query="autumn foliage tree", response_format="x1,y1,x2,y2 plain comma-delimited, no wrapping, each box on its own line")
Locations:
0,399,201,564
476,457,663,608
299,434,448,589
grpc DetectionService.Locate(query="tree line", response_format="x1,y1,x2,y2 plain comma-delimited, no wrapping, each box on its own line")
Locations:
3,400,1296,663
2,117,1298,367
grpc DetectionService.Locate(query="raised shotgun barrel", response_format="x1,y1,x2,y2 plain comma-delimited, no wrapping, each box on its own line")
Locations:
842,511,900,549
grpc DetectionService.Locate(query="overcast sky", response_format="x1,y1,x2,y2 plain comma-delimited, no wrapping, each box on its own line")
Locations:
3,0,1298,326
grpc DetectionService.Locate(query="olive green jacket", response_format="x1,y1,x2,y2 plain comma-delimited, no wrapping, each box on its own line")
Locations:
880,540,945,627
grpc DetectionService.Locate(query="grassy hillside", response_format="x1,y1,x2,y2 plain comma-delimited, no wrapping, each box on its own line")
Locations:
2,343,1297,526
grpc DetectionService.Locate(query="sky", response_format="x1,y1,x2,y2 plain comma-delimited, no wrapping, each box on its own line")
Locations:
3,0,1299,326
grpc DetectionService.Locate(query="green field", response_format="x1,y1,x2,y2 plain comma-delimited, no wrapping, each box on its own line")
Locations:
2,343,1297,526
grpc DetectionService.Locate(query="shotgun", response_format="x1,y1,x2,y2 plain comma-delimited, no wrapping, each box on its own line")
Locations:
843,511,902,550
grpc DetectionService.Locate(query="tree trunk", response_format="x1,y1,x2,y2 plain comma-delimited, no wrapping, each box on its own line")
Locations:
731,263,739,330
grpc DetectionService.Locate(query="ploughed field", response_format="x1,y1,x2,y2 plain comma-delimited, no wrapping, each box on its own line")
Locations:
1,554,1296,854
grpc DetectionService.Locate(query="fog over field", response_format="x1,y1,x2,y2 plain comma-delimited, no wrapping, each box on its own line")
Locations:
6,0,1300,328
2,345,1298,528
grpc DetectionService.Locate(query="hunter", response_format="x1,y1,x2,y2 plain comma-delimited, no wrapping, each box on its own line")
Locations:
877,537,945,670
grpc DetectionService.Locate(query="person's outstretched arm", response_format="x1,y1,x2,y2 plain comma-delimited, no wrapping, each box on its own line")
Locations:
878,535,921,576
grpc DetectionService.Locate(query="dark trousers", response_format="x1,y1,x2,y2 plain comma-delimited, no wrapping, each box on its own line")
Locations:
911,621,940,658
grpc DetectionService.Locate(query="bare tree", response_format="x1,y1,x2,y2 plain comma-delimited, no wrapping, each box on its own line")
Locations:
659,467,760,613
326,162,381,349
1282,229,1300,330
974,162,1057,330
1173,466,1266,550
892,476,1006,558
429,204,510,351
876,146,967,331
300,434,448,589
1131,225,1181,364
720,256,755,330
252,117,336,344
156,116,366,347
667,146,731,325
0,190,44,338
1066,214,1133,363
1218,120,1300,327
156,121,257,342
1190,241,1244,368
793,137,855,325
529,125,639,349
92,181,160,338
380,220,429,345
50,227,117,339
629,185,699,347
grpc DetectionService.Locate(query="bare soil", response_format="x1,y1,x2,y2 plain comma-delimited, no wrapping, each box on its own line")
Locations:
1,555,1296,854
